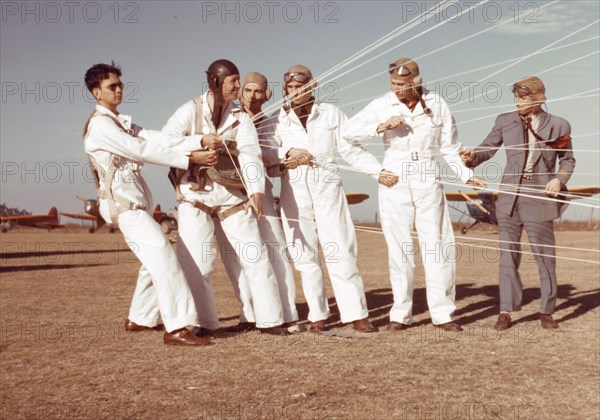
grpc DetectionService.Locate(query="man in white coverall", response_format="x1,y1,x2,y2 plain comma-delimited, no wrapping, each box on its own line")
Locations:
343,58,474,332
216,72,300,328
161,59,287,335
267,64,394,333
83,62,212,346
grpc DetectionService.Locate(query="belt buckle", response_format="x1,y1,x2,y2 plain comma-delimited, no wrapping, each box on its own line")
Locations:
411,152,419,161
130,203,146,211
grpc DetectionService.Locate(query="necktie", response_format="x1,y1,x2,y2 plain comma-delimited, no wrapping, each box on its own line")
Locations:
523,116,535,174
525,116,532,146
523,117,533,146
299,106,309,130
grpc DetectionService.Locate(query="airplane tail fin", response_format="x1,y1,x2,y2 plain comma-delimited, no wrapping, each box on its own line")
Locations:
48,207,59,221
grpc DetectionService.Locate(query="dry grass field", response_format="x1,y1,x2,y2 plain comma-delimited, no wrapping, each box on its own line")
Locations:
1,227,598,420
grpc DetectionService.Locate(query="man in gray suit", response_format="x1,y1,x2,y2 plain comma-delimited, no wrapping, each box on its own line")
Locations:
461,76,575,330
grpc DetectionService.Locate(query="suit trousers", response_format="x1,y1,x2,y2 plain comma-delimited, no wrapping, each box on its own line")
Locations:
120,210,199,333
497,200,557,314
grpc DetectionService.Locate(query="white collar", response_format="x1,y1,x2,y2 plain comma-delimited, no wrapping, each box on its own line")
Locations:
95,105,132,128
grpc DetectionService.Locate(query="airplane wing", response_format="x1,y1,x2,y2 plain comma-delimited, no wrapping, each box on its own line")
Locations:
445,191,499,201
1,214,55,223
60,212,97,221
346,193,370,205
446,187,598,201
0,207,64,228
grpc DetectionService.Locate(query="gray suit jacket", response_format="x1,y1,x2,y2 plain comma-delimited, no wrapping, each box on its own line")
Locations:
470,110,575,222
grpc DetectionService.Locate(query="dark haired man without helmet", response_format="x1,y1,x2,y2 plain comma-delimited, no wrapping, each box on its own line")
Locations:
266,64,385,333
161,59,287,336
461,76,575,330
83,62,214,346
343,58,473,333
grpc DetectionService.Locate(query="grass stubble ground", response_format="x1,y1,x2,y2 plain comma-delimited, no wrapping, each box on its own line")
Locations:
0,227,598,419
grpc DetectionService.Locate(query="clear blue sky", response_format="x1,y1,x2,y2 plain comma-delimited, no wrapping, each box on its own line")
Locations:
1,0,598,221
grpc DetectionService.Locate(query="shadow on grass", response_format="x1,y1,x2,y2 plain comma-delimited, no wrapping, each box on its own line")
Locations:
315,283,597,329
0,263,107,273
0,249,126,259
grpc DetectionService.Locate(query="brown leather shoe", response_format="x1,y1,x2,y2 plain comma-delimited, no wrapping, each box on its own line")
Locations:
124,319,163,332
435,321,463,332
353,318,378,333
494,313,512,331
387,321,408,332
259,326,290,336
540,313,559,329
164,328,213,346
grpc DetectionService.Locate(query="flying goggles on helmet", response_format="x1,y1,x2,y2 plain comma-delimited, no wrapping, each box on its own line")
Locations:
511,76,545,100
388,63,414,77
283,72,312,84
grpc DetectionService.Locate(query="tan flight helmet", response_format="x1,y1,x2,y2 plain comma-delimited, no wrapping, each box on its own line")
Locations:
389,57,431,114
240,71,272,102
388,57,423,90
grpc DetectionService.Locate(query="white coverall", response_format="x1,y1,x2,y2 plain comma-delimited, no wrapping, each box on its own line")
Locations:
342,91,473,325
84,104,200,332
161,93,284,329
267,102,383,323
215,116,299,324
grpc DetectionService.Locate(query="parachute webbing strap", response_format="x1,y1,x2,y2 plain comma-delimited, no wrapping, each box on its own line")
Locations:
83,111,105,199
229,110,240,141
190,199,246,221
193,96,204,136
83,111,141,226
217,200,246,221
170,96,206,203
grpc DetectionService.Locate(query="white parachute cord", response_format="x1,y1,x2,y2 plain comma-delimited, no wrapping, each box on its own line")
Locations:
317,0,489,88
351,225,600,265
258,0,456,118
451,18,600,108
335,0,561,96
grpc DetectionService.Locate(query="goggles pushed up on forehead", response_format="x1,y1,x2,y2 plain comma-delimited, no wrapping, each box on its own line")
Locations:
104,81,124,92
388,63,413,76
284,72,311,83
